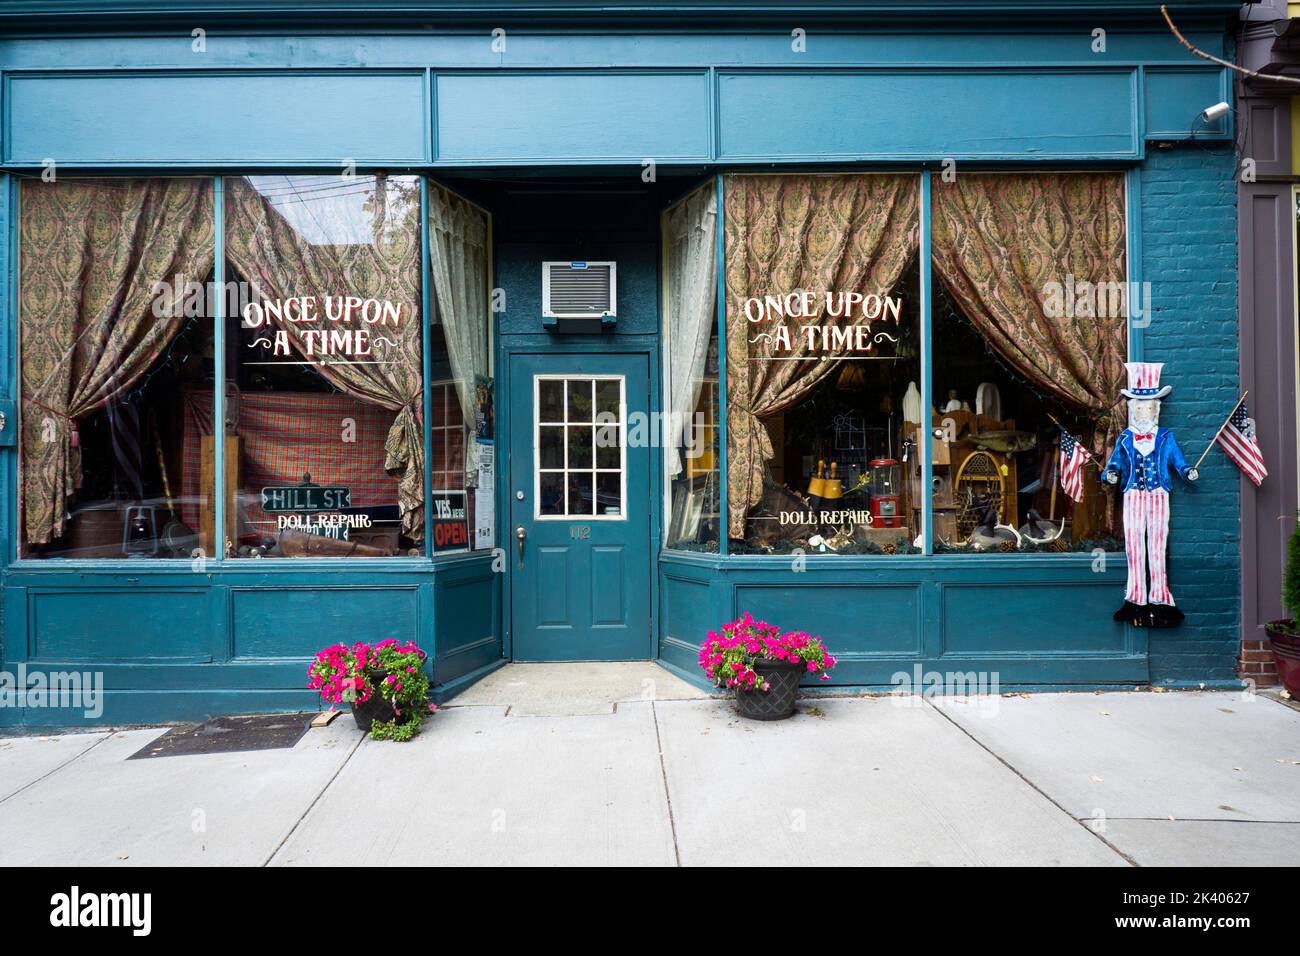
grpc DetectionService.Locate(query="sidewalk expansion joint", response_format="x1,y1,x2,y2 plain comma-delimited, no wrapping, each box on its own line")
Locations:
0,731,113,807
651,700,682,867
262,729,367,867
924,699,1139,867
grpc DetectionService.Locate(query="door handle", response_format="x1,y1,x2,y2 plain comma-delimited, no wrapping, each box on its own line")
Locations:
515,525,527,562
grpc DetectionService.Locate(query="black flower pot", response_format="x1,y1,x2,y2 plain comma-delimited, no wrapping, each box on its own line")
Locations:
735,659,805,721
350,671,394,732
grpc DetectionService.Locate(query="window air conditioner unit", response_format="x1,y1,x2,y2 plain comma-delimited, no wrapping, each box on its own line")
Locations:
542,261,617,332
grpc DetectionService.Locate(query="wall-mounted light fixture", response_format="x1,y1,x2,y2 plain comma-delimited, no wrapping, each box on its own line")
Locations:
1201,101,1230,123
1189,101,1232,143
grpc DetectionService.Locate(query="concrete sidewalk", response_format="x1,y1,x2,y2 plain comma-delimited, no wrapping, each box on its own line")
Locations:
1,663,1298,866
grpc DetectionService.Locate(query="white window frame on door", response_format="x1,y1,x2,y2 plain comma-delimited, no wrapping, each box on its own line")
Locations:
532,373,628,522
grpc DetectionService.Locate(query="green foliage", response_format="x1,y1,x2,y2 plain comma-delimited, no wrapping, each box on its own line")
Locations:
369,714,423,742
1282,518,1300,622
308,638,437,743
367,640,435,742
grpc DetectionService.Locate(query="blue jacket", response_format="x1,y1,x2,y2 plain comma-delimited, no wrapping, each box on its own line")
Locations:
1103,428,1193,493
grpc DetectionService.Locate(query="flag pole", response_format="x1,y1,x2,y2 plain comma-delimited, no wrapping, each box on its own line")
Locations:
1048,445,1059,521
1046,412,1105,472
1193,390,1249,472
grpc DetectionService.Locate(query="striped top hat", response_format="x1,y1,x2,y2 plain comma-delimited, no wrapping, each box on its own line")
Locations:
1120,361,1172,400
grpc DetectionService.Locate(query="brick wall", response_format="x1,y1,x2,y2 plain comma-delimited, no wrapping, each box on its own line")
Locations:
1140,143,1244,685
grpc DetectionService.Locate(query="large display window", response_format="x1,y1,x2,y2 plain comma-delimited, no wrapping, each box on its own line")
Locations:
221,174,428,558
661,171,1130,558
17,174,492,562
18,178,217,559
723,173,922,556
928,172,1127,553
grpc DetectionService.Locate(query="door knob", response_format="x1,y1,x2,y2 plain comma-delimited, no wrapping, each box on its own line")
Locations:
515,525,526,562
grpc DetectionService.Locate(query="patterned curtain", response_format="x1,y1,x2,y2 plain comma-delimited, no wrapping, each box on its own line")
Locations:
665,181,718,478
224,175,426,538
427,182,490,489
930,173,1129,461
19,178,214,545
724,174,919,539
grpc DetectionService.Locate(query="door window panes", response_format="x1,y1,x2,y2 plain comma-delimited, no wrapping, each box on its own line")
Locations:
535,376,625,519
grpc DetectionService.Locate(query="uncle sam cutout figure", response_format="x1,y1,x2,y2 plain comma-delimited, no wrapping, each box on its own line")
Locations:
1103,362,1197,628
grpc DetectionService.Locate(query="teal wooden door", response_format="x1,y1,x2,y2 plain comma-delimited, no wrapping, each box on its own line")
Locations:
508,352,652,660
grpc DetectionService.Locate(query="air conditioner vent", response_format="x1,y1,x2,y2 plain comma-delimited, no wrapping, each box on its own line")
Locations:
543,261,616,320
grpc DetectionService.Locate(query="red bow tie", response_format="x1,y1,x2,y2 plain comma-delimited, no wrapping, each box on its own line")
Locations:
1132,433,1154,441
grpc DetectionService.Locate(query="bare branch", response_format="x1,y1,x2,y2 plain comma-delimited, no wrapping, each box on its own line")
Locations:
1162,3,1300,87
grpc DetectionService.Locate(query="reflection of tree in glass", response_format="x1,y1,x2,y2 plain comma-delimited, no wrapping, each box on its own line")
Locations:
246,174,420,248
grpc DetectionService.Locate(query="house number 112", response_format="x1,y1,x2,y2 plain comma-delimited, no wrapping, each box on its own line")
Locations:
569,525,591,540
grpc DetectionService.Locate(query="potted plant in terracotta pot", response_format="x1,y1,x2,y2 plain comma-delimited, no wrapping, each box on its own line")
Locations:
1266,521,1300,696
699,613,837,720
308,639,437,741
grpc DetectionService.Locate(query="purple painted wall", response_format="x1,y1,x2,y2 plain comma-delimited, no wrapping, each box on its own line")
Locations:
1238,0,1298,678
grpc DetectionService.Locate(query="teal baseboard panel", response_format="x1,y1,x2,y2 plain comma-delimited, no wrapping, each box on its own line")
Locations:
430,656,509,704
0,689,322,731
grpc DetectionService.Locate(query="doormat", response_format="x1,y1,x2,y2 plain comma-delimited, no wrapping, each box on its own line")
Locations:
127,713,316,760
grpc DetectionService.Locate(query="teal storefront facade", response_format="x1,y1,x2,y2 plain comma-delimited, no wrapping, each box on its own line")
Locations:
0,1,1244,728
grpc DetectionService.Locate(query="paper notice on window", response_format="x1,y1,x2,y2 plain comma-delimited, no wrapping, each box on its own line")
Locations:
474,440,495,549
476,440,495,492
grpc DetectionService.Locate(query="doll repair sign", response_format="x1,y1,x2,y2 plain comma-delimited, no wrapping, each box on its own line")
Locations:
261,473,367,540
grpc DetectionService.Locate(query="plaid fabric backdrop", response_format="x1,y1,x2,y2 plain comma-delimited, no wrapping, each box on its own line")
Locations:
182,387,403,536
182,386,469,540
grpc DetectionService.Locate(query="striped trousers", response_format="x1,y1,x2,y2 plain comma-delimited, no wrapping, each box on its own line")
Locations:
1123,488,1173,607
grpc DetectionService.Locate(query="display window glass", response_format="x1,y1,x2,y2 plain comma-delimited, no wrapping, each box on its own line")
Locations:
426,181,494,554
664,182,721,551
723,173,922,556
220,174,428,558
929,172,1127,553
18,177,217,560
17,173,493,563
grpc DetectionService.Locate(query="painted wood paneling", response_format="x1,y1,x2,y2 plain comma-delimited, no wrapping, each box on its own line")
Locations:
736,583,923,655
29,588,211,660
1144,67,1230,140
435,71,711,164
717,68,1140,160
661,568,714,650
4,71,428,165
231,586,420,658
0,29,1235,73
1238,183,1298,642
658,553,1147,687
0,62,1232,167
433,557,502,685
940,582,1128,654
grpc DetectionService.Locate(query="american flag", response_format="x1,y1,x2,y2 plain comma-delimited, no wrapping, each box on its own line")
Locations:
1217,401,1267,487
1059,427,1092,503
